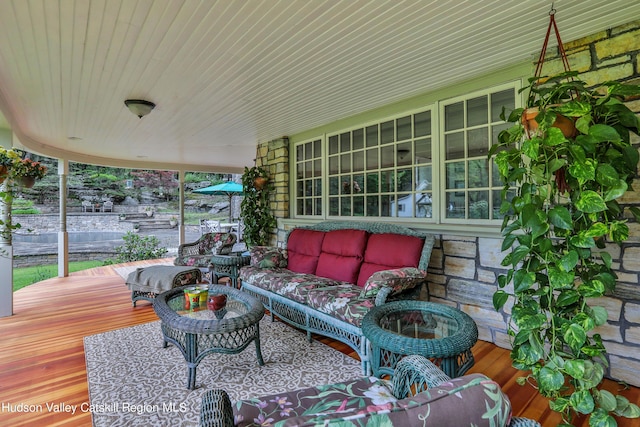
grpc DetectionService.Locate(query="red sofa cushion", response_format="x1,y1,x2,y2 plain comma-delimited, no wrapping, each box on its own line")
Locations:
286,229,326,274
315,229,369,284
357,233,424,287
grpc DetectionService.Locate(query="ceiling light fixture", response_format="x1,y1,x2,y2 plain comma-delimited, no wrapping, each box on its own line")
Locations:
124,99,156,118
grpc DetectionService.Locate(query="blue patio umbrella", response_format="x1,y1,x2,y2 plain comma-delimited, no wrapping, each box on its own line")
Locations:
193,181,245,221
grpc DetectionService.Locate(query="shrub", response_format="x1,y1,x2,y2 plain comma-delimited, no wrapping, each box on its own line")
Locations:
113,232,167,263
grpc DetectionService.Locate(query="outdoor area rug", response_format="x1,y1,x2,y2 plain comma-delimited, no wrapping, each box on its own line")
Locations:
84,318,362,426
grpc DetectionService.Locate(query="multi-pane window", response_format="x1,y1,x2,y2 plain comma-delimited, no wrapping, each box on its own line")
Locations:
326,109,432,218
441,86,516,221
295,138,322,216
293,82,518,223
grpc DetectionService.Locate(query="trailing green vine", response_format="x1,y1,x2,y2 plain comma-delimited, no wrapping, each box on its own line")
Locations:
240,166,276,247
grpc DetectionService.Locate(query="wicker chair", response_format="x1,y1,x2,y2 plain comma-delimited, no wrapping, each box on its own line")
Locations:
199,355,541,427
173,232,237,270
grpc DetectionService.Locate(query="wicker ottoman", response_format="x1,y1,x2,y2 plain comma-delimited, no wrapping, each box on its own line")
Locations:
126,265,202,306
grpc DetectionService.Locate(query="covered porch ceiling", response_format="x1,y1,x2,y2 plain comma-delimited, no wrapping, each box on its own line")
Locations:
0,0,639,173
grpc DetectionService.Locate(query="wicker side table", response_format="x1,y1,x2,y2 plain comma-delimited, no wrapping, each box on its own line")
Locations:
210,252,250,288
362,300,478,378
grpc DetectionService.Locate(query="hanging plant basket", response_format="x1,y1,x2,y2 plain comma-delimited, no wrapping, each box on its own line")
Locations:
0,165,8,184
522,106,577,138
19,176,36,188
253,176,268,190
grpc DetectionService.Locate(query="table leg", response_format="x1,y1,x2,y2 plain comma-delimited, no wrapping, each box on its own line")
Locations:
254,326,264,366
185,333,198,390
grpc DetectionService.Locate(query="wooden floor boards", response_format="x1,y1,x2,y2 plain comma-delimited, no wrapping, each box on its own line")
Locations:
0,258,638,426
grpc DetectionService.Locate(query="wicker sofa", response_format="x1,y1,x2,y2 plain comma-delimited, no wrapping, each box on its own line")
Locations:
173,232,237,269
199,355,541,427
239,221,435,374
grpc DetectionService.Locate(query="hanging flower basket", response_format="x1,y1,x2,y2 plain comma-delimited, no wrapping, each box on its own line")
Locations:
19,176,36,188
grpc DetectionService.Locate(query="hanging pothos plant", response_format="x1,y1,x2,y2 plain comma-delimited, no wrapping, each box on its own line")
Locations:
240,166,276,247
490,71,640,426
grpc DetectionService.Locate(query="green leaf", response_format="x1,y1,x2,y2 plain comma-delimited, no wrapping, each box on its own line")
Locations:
575,190,607,213
610,221,629,242
513,269,536,293
579,280,606,298
591,306,608,327
537,366,564,392
588,407,617,427
614,396,640,417
595,389,617,412
570,390,595,414
565,359,586,379
584,222,608,238
569,158,596,184
510,245,531,266
596,164,620,186
557,290,581,307
564,323,587,352
589,123,621,143
600,251,612,269
559,250,579,272
549,206,573,230
603,179,628,202
493,290,509,311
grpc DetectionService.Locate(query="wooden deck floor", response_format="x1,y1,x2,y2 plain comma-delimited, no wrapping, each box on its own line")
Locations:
0,258,638,426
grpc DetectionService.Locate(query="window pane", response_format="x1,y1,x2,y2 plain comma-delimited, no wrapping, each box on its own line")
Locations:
341,175,352,194
304,160,312,178
313,139,322,158
340,132,351,152
353,128,364,150
415,192,432,218
314,178,322,196
313,159,322,177
491,89,515,122
329,135,339,155
329,176,339,195
366,173,379,193
491,160,502,187
469,191,489,219
296,181,303,197
353,174,364,194
468,159,489,188
467,95,488,126
315,198,322,216
380,170,394,192
366,125,378,147
380,194,393,216
296,144,304,162
329,156,339,174
329,197,339,215
305,199,312,215
381,120,394,144
446,162,465,189
353,151,364,172
366,148,379,170
296,199,304,215
445,102,464,131
446,192,465,218
340,197,351,216
467,127,489,157
397,116,411,141
381,145,395,168
445,132,464,160
396,168,412,192
340,153,351,173
415,138,431,163
414,111,431,137
415,165,431,190
353,196,364,216
366,195,379,216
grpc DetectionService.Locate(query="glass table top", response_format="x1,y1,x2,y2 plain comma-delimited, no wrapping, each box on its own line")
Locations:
167,288,249,321
380,308,459,340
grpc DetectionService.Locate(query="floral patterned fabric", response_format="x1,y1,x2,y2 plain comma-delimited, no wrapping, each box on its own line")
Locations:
360,267,426,298
174,232,236,268
233,373,512,427
249,246,288,268
306,285,374,327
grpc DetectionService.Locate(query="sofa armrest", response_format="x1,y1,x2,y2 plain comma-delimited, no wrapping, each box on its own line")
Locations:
199,389,234,427
391,355,452,399
249,246,288,268
361,267,426,300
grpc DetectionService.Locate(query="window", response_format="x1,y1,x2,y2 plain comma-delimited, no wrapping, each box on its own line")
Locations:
292,82,518,224
295,138,322,216
441,86,516,221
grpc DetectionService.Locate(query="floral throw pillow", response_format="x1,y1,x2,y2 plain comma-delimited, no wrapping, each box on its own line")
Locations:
360,267,426,298
250,246,288,268
213,233,236,255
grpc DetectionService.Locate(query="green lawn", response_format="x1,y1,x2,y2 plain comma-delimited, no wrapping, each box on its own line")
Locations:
13,261,104,292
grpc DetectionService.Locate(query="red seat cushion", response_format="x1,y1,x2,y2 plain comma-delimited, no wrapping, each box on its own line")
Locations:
315,229,369,284
286,229,326,274
357,233,424,287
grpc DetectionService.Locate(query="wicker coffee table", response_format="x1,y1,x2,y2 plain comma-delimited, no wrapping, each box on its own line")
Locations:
153,284,265,390
362,300,478,378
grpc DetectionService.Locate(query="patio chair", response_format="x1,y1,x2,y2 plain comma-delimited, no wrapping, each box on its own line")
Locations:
81,200,94,212
200,219,221,235
101,200,113,212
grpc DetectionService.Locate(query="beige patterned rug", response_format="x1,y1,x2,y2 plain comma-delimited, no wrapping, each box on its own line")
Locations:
84,319,362,426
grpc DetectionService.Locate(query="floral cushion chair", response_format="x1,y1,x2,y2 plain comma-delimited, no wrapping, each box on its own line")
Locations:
174,232,237,269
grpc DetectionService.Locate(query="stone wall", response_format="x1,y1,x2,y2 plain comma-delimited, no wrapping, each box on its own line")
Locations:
257,20,640,386
255,137,289,245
